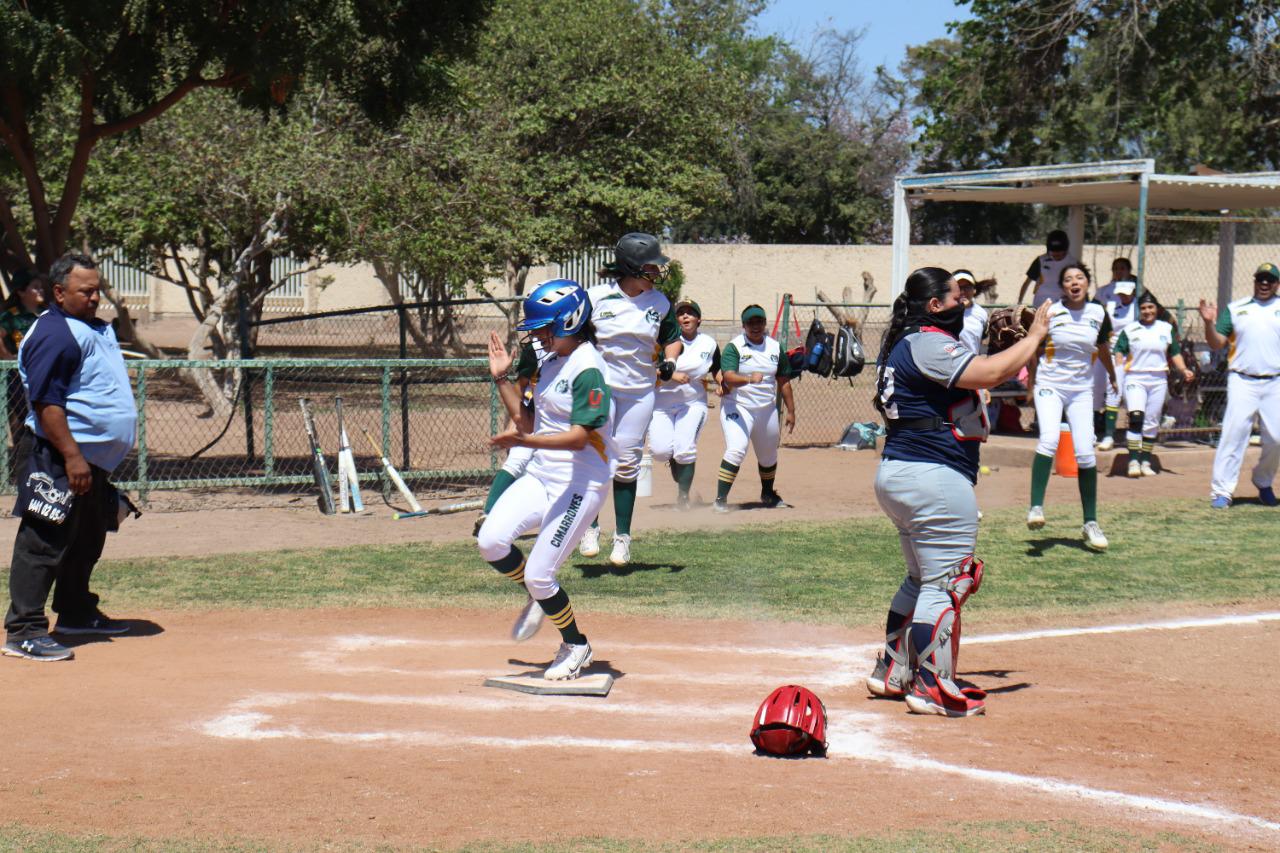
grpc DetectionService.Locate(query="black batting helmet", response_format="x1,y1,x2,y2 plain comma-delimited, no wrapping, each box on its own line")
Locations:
614,232,670,278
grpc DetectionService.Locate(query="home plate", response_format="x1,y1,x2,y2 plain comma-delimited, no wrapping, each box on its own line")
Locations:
483,672,614,697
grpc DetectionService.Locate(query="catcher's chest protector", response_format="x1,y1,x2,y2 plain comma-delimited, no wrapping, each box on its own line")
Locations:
750,685,828,756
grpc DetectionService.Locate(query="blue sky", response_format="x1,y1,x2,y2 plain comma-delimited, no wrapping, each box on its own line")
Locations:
753,0,971,73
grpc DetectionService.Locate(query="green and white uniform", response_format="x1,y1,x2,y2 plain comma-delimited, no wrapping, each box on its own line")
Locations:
1210,296,1280,500
1115,319,1179,447
719,333,792,476
649,331,719,466
477,342,617,599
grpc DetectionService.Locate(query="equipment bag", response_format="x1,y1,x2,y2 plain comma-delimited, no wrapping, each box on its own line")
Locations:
802,318,834,377
832,325,866,378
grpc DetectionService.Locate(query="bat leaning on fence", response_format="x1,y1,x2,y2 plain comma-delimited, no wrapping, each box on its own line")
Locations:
360,427,424,514
334,397,364,513
393,499,484,521
299,398,337,515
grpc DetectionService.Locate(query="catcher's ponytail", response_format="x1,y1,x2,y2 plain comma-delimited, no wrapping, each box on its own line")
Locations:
874,266,953,417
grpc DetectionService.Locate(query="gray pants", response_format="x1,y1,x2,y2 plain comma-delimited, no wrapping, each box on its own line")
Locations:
874,459,978,630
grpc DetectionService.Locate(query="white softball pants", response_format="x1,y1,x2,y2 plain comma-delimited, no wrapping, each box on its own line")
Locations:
611,390,655,482
477,473,608,600
1211,373,1280,500
720,401,779,468
1093,358,1125,410
648,400,707,465
1123,373,1168,441
1033,384,1097,467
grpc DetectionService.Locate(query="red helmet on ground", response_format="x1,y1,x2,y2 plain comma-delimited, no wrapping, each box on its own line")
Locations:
749,684,828,756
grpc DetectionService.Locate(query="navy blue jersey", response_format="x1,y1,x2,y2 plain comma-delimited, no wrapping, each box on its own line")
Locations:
878,328,987,483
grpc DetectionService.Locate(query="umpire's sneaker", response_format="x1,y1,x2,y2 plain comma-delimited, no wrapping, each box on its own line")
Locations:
1259,486,1278,507
1026,505,1046,530
511,595,544,642
1211,495,1232,509
1082,521,1109,552
3,635,74,662
545,640,592,681
53,613,130,636
1096,435,1115,451
609,534,631,567
578,526,601,558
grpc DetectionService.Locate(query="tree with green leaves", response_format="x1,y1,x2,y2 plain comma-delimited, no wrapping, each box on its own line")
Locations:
0,0,490,274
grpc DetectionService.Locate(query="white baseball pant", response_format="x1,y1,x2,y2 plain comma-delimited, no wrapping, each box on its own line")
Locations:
648,400,707,465
1033,385,1097,467
611,390,655,482
1093,358,1125,410
1123,373,1168,441
720,401,779,468
477,473,608,600
1211,373,1280,500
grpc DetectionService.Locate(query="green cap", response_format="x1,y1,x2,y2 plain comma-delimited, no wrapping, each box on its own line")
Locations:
674,299,701,318
1255,262,1279,281
741,304,767,323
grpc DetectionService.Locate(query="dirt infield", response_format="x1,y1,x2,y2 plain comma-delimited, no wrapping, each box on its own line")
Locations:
1,606,1276,849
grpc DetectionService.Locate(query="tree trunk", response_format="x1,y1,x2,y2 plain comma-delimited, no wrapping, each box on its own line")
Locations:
372,259,434,356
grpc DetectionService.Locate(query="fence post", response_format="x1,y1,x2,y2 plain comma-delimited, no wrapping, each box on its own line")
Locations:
398,305,410,469
263,363,275,476
238,289,255,462
135,365,149,504
779,293,794,352
380,364,392,465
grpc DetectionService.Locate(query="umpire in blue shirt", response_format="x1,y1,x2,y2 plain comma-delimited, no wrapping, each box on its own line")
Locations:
3,253,138,662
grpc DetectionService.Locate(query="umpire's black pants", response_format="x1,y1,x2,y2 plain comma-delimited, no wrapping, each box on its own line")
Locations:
5,465,112,640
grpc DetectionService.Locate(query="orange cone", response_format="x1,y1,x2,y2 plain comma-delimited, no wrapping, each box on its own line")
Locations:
1054,423,1078,477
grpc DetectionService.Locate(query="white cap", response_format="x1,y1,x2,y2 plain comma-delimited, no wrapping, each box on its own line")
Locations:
1114,280,1136,295
953,271,976,285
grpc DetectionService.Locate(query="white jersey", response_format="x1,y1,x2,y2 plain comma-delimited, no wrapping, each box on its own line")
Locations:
1027,252,1079,307
959,302,988,354
586,282,677,395
1036,300,1111,391
1098,288,1138,345
1217,296,1280,378
525,342,617,485
655,331,718,408
1115,319,1178,374
722,333,791,410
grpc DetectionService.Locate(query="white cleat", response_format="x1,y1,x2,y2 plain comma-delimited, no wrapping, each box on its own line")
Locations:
511,595,544,642
609,534,631,567
1082,520,1109,551
544,641,593,681
1096,436,1115,451
578,526,600,558
1127,460,1142,478
1141,460,1157,477
1026,505,1046,530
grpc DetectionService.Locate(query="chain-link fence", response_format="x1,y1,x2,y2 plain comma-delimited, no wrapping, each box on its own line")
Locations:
1,358,499,510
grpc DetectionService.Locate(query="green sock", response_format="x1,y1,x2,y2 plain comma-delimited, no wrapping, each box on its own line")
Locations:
487,545,526,585
758,463,777,496
1104,408,1118,439
537,588,586,645
1030,453,1053,507
613,479,637,536
482,469,517,513
673,461,695,496
1078,466,1098,522
716,460,740,502
669,460,683,483
1141,441,1154,465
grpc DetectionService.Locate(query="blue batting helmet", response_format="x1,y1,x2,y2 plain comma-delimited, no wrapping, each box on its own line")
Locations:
517,279,591,338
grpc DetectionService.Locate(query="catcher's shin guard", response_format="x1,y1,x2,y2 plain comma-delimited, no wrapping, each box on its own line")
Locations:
866,620,911,698
912,556,986,715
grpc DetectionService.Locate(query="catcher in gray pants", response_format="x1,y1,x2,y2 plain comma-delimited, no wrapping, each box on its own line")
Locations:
866,267,1050,717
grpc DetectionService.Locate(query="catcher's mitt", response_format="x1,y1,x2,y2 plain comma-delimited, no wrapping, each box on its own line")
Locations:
985,305,1036,353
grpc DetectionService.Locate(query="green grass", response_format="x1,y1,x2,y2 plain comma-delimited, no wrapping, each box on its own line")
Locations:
0,821,1224,852
3,497,1276,630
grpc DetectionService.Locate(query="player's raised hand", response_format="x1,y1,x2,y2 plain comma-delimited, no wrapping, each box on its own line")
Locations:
1028,301,1052,339
488,331,514,381
1198,299,1217,323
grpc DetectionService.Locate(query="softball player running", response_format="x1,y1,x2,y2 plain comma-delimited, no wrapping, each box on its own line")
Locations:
648,299,719,509
866,267,1051,716
1017,230,1078,307
713,304,796,511
1026,263,1117,551
1093,270,1137,451
1199,262,1280,508
577,233,681,567
1115,291,1195,478
954,270,988,355
476,280,616,681
476,342,540,534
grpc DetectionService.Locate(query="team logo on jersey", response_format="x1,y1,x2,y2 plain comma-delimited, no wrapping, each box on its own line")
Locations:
645,308,660,324
597,311,616,320
727,412,740,421
770,353,778,363
1037,388,1054,397
555,379,569,393
587,389,603,407
1089,319,1100,329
